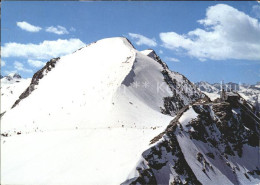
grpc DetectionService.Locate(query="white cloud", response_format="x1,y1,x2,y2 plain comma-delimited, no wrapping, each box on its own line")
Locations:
17,21,42,32
165,57,180,62
159,50,163,54
128,33,157,47
46,26,69,35
160,4,260,61
1,60,6,67
27,59,45,68
14,61,33,73
252,5,260,18
2,38,85,60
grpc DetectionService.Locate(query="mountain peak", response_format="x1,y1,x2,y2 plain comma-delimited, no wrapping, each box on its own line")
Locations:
8,73,22,79
1,37,204,185
94,37,135,50
141,49,158,60
1,73,22,82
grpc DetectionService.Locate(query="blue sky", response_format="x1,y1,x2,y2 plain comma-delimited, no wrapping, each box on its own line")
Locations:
1,1,260,84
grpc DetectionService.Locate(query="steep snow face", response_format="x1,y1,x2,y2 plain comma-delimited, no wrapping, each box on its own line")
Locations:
126,96,260,185
108,51,173,128
150,52,204,116
1,37,202,185
1,75,31,114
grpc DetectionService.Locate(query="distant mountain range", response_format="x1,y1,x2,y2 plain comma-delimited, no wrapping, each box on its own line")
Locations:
1,73,31,115
195,81,260,113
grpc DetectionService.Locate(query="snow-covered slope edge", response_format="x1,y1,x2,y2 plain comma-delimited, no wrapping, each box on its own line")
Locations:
124,96,260,185
1,37,203,185
1,73,31,115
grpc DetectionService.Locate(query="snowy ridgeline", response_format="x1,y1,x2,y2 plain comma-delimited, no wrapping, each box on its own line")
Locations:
1,37,203,185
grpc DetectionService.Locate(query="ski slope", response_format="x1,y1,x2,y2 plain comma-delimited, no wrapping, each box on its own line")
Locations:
1,37,201,184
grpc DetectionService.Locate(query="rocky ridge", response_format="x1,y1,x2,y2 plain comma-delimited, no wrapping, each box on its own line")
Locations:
124,94,260,185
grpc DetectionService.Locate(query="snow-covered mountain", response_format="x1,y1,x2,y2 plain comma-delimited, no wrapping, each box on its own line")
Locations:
195,81,219,93
256,82,260,88
1,73,31,115
196,81,260,113
1,37,203,185
124,94,260,185
2,37,259,185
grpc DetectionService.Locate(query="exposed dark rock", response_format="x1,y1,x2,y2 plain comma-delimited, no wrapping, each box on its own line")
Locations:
150,105,189,145
206,152,215,159
0,111,6,118
11,57,60,108
152,54,205,116
126,94,259,184
197,152,203,162
13,73,21,79
125,37,136,49
1,133,8,137
121,163,157,185
5,76,13,81
124,131,202,185
244,173,250,179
